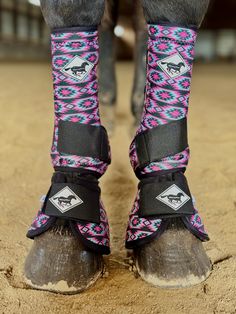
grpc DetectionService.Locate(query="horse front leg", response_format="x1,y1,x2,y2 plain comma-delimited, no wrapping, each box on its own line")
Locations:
131,0,148,132
99,0,119,135
24,0,111,294
126,0,212,288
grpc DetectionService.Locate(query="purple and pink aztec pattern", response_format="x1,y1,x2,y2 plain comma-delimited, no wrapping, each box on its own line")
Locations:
126,190,209,247
126,24,209,247
130,24,196,173
51,29,109,175
27,29,110,254
27,196,110,254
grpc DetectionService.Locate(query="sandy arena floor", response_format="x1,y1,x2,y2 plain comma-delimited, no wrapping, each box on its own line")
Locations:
0,62,235,314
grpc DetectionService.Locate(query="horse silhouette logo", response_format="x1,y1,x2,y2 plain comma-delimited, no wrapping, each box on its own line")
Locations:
49,186,83,213
61,56,93,81
160,192,184,205
157,53,189,79
161,61,185,75
53,195,77,207
156,184,190,210
64,62,89,77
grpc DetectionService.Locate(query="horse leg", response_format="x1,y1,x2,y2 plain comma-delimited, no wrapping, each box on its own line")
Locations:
99,0,119,135
126,0,212,288
131,0,148,133
24,0,111,294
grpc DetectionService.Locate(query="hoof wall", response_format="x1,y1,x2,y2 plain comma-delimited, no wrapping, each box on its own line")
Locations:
134,218,212,288
24,224,103,294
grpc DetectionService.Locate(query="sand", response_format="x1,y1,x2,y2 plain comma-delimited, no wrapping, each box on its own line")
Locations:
0,62,235,314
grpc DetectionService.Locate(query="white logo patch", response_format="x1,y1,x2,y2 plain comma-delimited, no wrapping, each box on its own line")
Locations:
157,53,189,79
49,186,83,213
156,184,190,211
61,56,93,81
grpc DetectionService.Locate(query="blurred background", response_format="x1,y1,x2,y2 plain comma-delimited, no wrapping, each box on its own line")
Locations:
0,0,49,60
0,0,236,61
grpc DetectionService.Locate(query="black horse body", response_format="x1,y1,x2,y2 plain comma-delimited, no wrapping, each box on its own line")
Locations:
161,61,185,74
65,62,89,76
53,195,76,206
161,192,184,204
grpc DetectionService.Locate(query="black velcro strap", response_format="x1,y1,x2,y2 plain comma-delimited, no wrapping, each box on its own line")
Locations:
42,182,100,223
58,120,110,163
139,172,194,218
135,118,188,168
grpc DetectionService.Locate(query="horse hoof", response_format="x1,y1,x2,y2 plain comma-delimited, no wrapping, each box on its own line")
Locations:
24,222,103,294
100,103,116,137
134,218,211,288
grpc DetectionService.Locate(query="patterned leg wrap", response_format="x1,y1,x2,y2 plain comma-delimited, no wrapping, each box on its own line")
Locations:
27,27,111,255
126,24,209,249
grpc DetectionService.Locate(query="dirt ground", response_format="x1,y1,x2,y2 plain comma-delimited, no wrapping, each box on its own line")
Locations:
0,62,235,314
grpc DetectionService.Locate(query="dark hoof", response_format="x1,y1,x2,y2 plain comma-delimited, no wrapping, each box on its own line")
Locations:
134,218,212,288
100,103,116,137
24,223,103,294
